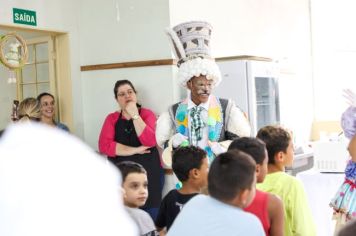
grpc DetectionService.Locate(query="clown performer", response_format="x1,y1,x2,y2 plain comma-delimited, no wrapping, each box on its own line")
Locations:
156,21,251,194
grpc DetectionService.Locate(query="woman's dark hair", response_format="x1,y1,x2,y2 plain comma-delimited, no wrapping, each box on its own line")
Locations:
115,161,147,182
113,80,141,108
256,125,291,164
208,150,255,202
113,80,137,98
172,146,207,182
228,137,267,165
37,92,54,102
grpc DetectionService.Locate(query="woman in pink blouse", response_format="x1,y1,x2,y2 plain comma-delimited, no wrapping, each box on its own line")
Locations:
98,80,162,220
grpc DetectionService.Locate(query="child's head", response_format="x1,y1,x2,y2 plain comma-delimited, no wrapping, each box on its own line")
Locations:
208,150,256,208
228,137,268,183
116,161,148,208
257,125,294,167
172,146,208,189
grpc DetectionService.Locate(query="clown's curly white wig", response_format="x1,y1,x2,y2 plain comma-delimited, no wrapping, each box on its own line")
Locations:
178,57,222,87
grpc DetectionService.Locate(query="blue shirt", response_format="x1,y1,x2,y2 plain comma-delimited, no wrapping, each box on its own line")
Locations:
56,122,69,132
167,194,264,236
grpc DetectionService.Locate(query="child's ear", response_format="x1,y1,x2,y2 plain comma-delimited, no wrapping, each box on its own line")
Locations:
121,187,127,199
190,168,200,179
255,164,261,175
275,151,284,163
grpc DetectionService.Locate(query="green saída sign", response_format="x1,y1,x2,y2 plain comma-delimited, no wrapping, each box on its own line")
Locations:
13,8,37,26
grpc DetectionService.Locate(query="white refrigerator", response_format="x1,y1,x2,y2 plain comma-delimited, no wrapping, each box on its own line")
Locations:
214,59,280,136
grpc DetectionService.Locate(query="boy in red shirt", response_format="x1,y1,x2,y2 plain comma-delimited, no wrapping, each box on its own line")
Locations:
229,137,284,236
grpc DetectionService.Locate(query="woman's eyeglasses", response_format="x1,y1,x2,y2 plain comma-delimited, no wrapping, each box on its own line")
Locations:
117,90,134,97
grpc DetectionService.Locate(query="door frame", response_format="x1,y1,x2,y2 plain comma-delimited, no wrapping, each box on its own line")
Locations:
0,24,73,131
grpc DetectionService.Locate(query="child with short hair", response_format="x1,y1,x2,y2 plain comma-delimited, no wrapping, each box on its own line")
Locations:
228,137,284,236
330,90,356,232
167,150,265,236
116,161,159,236
155,146,209,235
256,125,316,236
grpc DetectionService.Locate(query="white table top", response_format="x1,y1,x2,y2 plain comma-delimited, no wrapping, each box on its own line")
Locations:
296,169,345,236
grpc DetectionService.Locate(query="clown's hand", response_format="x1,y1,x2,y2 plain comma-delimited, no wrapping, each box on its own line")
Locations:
343,89,356,107
172,133,188,148
208,141,226,156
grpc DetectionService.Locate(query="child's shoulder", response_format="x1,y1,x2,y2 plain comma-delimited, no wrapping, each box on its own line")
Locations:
163,189,198,201
266,172,303,189
125,206,148,218
275,171,299,180
280,172,304,187
125,207,154,226
125,207,158,236
161,189,179,203
163,189,179,199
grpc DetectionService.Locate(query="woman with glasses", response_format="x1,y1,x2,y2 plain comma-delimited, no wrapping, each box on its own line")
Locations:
98,79,162,221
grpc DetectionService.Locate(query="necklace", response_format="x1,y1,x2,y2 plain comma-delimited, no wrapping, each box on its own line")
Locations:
174,95,223,162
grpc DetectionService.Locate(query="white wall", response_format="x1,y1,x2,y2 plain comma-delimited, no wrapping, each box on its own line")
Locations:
0,0,84,137
81,66,179,149
311,0,356,121
169,0,310,59
79,0,172,63
79,0,178,149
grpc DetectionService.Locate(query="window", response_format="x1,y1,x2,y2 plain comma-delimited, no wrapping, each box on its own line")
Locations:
17,36,56,100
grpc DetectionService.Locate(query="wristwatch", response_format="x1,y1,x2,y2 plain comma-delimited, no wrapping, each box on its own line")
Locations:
132,114,140,120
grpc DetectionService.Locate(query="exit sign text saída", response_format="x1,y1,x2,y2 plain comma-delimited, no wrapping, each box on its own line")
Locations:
13,8,37,26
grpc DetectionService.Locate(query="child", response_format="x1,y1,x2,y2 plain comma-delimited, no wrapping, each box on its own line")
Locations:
256,125,316,236
330,94,356,231
167,150,265,236
228,137,284,236
155,146,209,235
116,161,159,236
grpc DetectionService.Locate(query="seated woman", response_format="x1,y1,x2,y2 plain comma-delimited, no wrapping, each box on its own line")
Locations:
1,97,41,138
36,93,69,132
98,80,162,220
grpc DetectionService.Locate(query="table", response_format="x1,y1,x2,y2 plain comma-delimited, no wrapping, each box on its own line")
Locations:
296,169,344,236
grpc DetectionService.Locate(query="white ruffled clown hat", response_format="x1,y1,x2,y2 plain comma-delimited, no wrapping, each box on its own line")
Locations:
166,21,222,87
